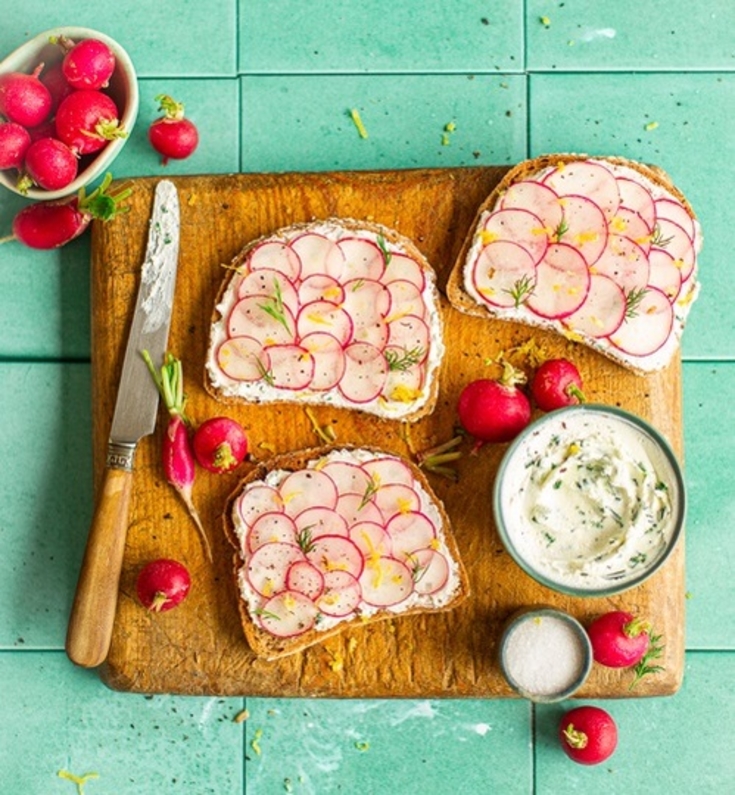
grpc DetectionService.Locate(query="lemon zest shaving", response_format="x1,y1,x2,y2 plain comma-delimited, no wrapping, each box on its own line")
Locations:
57,771,99,795
349,108,369,139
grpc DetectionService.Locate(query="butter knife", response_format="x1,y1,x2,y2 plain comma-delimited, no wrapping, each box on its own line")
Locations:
66,180,180,668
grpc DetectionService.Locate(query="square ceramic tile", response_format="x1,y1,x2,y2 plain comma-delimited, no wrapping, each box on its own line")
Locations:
0,364,92,649
0,3,236,78
0,652,244,795
529,72,735,358
683,362,735,650
239,0,524,74
535,653,735,793
240,74,527,172
526,0,735,71
244,698,532,794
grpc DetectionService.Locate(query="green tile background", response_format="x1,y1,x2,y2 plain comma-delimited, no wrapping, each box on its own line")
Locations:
2,0,734,791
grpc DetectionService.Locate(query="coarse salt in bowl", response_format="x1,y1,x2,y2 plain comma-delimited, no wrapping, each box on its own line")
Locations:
493,405,685,597
499,606,592,702
0,26,138,201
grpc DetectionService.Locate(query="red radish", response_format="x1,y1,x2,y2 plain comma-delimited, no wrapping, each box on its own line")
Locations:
55,89,127,155
136,558,191,612
27,119,58,143
39,61,74,112
587,610,650,668
142,351,213,561
559,706,618,765
0,122,32,171
530,358,585,411
457,362,531,445
61,37,116,90
192,416,248,474
0,65,52,127
21,137,78,192
11,172,131,249
148,94,199,164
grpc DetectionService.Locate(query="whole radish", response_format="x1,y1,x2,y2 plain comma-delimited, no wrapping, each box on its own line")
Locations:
11,172,131,249
531,358,585,411
0,122,32,171
457,361,531,445
0,65,52,127
61,37,116,90
148,94,199,165
55,89,127,155
39,61,74,112
142,351,213,561
587,610,650,668
21,137,78,192
559,706,618,765
193,416,248,474
136,558,191,612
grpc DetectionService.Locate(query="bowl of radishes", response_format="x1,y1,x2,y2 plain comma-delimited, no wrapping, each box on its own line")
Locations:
0,26,138,200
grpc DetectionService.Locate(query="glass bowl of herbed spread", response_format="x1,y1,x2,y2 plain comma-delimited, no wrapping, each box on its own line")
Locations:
493,405,685,597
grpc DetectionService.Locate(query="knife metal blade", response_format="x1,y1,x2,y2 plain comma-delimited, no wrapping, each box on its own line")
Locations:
66,180,180,668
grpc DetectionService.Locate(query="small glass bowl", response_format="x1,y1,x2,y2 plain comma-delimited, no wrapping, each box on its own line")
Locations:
0,26,138,201
498,606,592,702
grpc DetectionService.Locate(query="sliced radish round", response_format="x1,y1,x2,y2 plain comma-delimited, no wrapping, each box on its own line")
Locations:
543,160,620,219
294,506,349,539
227,295,296,345
648,248,682,302
617,176,656,229
342,278,391,320
610,208,653,253
236,484,284,528
652,219,695,282
381,253,426,291
299,331,346,391
608,286,674,357
236,268,300,316
320,459,374,495
349,521,393,558
306,534,365,578
296,300,354,346
264,343,315,390
280,469,339,515
216,336,270,382
317,570,362,617
290,233,345,279
470,240,537,309
247,512,298,553
559,194,608,265
359,556,414,607
246,542,305,598
385,279,426,320
258,590,319,638
247,241,302,281
593,234,650,293
361,456,415,487
339,342,389,404
285,560,325,600
499,180,563,231
386,315,430,358
655,198,695,240
338,237,386,281
298,273,345,306
385,511,437,559
336,492,384,528
408,547,451,595
525,243,590,319
482,208,549,264
562,273,627,339
373,483,421,521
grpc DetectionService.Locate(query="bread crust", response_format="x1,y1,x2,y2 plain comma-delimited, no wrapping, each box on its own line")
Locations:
446,154,700,374
205,217,444,422
223,445,470,660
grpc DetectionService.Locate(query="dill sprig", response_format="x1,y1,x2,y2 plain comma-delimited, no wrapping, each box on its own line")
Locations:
629,631,665,690
385,346,424,372
625,286,649,319
376,235,392,267
358,474,380,510
650,223,674,248
255,358,275,386
297,526,316,554
258,279,291,333
554,217,569,242
503,274,535,308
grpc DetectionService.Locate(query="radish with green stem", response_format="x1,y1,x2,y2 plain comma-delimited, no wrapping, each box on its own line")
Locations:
142,351,213,562
55,89,127,155
148,94,199,165
60,37,116,90
136,558,191,612
530,358,585,411
192,416,248,474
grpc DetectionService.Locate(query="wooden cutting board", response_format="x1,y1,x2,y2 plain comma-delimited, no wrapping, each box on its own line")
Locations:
90,168,685,697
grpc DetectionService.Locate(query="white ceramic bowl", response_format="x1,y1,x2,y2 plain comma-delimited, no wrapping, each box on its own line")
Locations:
0,26,138,200
493,405,685,597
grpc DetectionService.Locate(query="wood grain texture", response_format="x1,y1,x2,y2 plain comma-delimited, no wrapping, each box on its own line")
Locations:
89,168,685,697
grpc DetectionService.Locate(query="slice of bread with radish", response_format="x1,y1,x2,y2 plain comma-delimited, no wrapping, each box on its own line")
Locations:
224,445,469,660
205,218,444,421
446,154,701,373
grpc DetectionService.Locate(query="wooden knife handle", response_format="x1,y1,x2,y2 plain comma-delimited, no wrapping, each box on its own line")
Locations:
66,465,133,668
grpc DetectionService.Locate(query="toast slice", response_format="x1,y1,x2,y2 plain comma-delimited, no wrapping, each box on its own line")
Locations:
224,445,469,660
446,154,702,373
205,218,444,421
